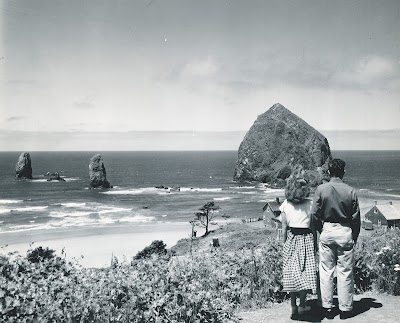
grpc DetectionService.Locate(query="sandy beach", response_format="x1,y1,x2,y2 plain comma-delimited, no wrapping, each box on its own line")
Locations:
0,222,196,267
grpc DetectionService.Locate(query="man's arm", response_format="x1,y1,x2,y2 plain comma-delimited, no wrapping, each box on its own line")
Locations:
311,187,323,234
351,190,361,243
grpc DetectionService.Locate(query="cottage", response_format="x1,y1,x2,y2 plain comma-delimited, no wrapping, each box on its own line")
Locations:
262,197,283,229
363,201,400,229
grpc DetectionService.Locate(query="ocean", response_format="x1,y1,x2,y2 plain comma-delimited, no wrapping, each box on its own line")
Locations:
0,150,399,252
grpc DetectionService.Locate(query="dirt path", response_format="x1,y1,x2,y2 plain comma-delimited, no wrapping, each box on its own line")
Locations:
238,293,399,322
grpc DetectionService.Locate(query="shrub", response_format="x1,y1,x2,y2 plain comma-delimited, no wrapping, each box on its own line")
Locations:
134,240,168,260
27,246,56,263
1,228,399,322
354,228,400,294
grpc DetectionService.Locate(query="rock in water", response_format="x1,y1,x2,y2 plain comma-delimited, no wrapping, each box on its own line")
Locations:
89,154,112,188
234,103,332,186
15,152,33,179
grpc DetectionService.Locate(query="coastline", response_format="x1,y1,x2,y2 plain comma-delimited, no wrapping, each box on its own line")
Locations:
0,222,193,267
0,220,234,268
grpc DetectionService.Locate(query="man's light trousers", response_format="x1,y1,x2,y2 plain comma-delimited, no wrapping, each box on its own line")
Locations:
319,222,354,312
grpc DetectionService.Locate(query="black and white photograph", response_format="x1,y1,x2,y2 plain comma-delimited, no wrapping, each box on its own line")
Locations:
1,0,400,322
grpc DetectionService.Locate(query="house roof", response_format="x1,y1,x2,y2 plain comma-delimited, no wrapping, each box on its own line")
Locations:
262,201,281,212
376,203,400,221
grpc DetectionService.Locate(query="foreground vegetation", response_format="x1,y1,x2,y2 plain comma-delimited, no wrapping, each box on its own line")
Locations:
1,224,399,322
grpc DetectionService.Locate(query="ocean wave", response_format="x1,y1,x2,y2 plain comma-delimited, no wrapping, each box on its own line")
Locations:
61,202,87,208
98,217,117,224
100,187,180,195
213,197,232,201
62,177,80,182
0,199,23,204
52,217,96,228
238,191,257,195
1,222,55,233
228,186,256,189
180,187,223,192
9,224,39,230
31,179,49,182
377,193,400,198
49,211,93,218
359,189,400,199
101,186,225,196
98,207,131,214
119,215,155,223
8,206,48,212
100,189,144,195
261,188,285,193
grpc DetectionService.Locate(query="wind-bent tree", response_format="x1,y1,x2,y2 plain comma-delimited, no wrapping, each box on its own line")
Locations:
195,201,220,236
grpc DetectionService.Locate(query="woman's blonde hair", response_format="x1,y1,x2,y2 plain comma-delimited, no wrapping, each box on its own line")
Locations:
285,170,310,203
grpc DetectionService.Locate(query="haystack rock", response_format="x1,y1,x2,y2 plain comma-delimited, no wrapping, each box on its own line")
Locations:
89,154,112,188
15,152,33,179
234,103,332,186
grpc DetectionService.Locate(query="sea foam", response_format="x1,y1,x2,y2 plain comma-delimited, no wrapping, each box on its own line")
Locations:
61,202,87,208
10,206,48,212
119,215,155,223
49,211,93,218
100,189,144,195
0,199,23,204
180,187,223,192
213,197,232,201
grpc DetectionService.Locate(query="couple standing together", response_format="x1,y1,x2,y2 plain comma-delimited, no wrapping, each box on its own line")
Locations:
280,158,361,320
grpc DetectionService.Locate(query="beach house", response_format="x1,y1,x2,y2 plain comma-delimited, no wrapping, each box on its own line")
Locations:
262,197,282,228
363,201,400,229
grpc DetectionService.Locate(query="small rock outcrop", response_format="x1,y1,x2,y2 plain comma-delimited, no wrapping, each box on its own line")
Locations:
46,172,66,182
234,103,332,186
89,154,112,188
15,152,33,179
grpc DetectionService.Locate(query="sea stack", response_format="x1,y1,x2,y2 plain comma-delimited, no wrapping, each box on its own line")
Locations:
234,103,332,186
15,152,33,179
89,154,112,188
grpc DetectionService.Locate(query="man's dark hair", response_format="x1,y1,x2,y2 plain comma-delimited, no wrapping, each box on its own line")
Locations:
329,158,346,178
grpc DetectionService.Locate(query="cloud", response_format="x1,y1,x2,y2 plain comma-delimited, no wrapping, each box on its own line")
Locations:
334,55,398,88
181,56,219,78
5,79,38,86
6,116,26,122
73,96,96,110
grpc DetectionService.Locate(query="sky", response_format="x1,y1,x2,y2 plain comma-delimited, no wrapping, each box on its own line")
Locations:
1,0,400,150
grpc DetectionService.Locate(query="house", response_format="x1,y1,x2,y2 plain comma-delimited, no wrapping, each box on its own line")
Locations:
363,201,400,229
262,197,283,229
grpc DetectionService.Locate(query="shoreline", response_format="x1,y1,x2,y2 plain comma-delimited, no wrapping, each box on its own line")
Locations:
0,220,235,268
0,222,194,268
0,195,393,267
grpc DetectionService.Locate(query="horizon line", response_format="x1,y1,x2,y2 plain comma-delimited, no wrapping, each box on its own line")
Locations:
1,129,400,134
1,149,400,152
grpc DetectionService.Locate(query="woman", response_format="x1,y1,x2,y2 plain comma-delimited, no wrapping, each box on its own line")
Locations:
279,173,317,318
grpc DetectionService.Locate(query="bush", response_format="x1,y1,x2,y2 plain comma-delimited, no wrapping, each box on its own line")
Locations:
354,228,400,294
1,228,399,322
27,246,56,263
0,246,238,322
134,240,168,260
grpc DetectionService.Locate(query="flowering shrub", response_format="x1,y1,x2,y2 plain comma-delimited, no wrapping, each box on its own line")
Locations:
0,236,287,322
354,228,400,295
2,228,399,322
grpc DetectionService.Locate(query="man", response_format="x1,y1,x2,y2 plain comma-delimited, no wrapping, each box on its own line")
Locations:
311,159,360,320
